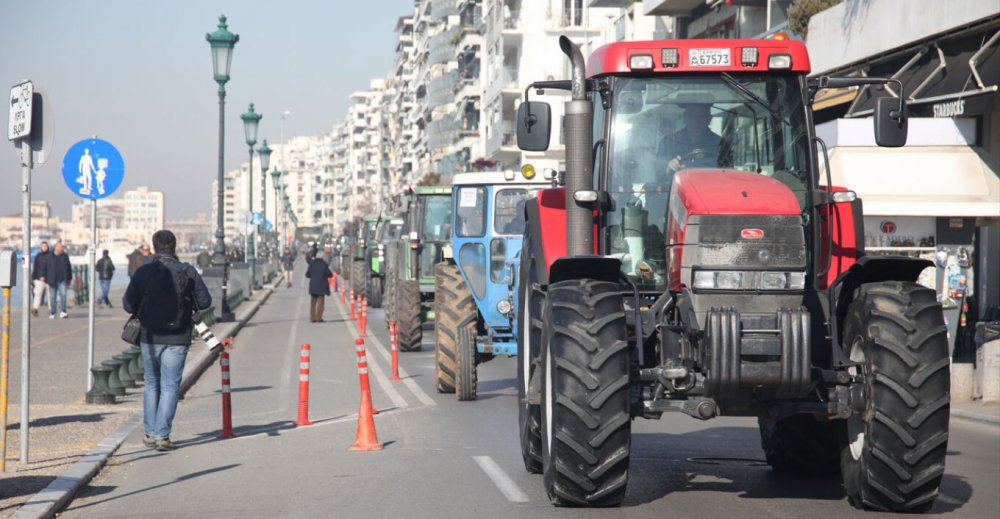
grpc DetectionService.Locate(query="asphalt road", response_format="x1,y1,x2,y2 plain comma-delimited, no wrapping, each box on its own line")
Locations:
60,279,1000,518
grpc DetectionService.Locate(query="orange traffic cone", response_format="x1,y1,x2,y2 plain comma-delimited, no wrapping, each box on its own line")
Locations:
350,338,383,451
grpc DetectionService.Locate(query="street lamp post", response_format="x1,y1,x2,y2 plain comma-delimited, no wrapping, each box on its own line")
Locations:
206,14,239,322
271,168,281,257
241,103,261,292
257,140,272,263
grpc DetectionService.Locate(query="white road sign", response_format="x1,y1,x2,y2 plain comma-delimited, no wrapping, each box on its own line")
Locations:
8,81,33,141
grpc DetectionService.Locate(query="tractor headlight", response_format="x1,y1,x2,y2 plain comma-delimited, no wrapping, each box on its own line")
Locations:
497,299,512,315
693,270,805,291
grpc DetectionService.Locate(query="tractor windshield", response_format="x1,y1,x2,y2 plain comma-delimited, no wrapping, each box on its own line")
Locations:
494,187,539,235
420,195,453,242
604,74,810,289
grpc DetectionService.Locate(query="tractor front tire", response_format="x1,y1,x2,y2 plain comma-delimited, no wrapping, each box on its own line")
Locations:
758,414,842,475
541,279,630,507
456,327,478,401
434,263,475,392
369,276,383,309
352,261,366,300
517,237,543,473
840,281,950,513
396,279,423,352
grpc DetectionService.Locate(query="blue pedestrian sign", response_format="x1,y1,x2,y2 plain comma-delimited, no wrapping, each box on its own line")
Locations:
252,211,263,225
61,138,124,200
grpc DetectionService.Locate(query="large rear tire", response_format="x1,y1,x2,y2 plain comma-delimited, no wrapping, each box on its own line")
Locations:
758,414,842,475
396,279,423,352
840,281,949,513
385,270,396,330
434,263,475,393
352,260,366,300
456,327,478,401
541,279,630,507
517,236,542,473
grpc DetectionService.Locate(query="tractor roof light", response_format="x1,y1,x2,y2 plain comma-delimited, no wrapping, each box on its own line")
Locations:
661,48,679,68
504,169,516,181
771,31,790,41
542,168,556,180
741,47,758,67
831,190,857,203
768,54,792,70
521,163,536,179
629,54,654,70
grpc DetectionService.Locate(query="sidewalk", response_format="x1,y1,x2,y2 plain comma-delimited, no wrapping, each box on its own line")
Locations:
0,281,277,518
950,400,1000,424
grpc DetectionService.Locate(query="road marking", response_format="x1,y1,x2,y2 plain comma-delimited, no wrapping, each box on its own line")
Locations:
473,455,530,503
279,290,306,412
333,296,435,408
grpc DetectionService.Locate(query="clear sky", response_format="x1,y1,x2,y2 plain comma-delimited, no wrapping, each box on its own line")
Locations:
1,0,413,221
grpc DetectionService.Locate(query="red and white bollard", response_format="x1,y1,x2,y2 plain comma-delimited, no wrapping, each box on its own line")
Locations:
360,297,368,336
218,347,237,439
340,278,346,303
390,321,401,381
295,343,313,426
331,271,338,292
354,337,378,415
349,288,356,319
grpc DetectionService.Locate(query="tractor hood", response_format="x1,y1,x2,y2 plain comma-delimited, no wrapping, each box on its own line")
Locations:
672,170,801,217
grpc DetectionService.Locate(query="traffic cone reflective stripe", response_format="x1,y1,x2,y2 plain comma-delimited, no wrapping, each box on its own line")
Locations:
340,279,346,303
295,343,312,426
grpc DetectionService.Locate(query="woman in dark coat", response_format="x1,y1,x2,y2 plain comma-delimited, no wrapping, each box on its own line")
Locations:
305,251,333,322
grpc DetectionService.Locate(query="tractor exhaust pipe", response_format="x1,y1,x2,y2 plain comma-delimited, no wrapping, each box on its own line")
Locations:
559,36,594,257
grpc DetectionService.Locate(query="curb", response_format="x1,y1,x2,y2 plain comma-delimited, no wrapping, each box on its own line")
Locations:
11,281,278,519
951,408,1000,425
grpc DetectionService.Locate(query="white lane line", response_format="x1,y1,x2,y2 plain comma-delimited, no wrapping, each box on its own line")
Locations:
332,299,410,410
365,326,437,407
279,288,306,412
473,455,530,503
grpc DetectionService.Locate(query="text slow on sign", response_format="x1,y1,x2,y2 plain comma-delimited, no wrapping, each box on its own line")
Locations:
8,81,33,140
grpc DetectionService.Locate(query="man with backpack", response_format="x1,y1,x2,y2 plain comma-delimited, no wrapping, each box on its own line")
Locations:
123,230,212,452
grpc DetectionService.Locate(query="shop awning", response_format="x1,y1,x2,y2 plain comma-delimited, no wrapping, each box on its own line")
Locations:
825,146,1000,217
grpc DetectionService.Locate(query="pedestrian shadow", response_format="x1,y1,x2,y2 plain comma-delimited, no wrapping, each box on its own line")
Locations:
5,412,111,430
477,378,516,392
214,385,272,394
64,463,241,512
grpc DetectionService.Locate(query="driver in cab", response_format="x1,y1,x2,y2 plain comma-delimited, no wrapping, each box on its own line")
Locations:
661,103,721,173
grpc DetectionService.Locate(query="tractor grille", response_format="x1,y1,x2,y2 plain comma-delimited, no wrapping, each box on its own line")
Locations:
691,215,805,269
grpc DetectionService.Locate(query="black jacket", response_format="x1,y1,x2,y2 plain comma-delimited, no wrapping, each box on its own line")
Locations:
96,256,115,280
123,254,212,346
45,253,72,286
305,258,332,296
31,250,50,281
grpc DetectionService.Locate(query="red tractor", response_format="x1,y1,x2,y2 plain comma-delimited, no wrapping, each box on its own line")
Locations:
515,36,949,512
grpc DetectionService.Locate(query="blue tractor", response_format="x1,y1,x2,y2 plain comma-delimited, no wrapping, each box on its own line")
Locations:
434,169,553,400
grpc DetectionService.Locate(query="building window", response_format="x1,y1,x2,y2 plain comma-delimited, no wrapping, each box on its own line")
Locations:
562,0,583,27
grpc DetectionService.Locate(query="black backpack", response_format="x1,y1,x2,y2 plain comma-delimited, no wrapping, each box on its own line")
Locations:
139,261,191,333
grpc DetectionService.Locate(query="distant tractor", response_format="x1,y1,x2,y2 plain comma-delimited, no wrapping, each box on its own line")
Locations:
385,185,453,351
366,216,403,308
350,216,381,301
434,170,552,400
514,36,948,513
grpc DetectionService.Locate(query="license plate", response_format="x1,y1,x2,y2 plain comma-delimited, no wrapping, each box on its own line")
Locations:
689,48,731,67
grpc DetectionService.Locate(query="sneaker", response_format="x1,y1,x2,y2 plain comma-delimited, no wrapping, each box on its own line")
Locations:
49,314,55,319
60,312,68,319
32,308,38,317
143,435,156,447
155,438,177,451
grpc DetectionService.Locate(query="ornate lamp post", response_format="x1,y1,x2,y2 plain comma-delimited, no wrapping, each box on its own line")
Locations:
270,168,282,256
257,139,273,262
206,14,239,322
241,103,261,291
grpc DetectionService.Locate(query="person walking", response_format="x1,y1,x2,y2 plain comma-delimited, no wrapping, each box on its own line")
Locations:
282,250,295,288
123,230,212,452
305,251,332,322
96,249,115,308
195,248,211,273
30,241,51,317
46,242,72,319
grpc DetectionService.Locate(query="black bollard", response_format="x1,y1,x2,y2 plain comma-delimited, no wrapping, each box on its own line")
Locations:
127,346,144,379
86,366,117,404
103,358,127,396
114,353,137,388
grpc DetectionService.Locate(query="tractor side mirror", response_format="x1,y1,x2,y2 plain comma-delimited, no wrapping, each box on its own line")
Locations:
874,96,908,148
517,101,551,152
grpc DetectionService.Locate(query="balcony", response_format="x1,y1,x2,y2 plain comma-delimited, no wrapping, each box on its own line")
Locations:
430,0,459,20
426,70,459,107
642,0,703,16
428,28,460,65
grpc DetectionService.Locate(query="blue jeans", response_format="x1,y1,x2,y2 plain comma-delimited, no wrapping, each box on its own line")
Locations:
48,281,68,315
99,279,112,305
141,343,188,439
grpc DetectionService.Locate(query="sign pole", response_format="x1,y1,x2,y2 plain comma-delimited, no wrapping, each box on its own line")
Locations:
87,199,96,391
20,137,32,464
1,287,10,471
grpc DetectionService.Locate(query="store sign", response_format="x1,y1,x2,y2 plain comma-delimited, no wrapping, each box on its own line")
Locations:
932,99,965,118
880,220,897,234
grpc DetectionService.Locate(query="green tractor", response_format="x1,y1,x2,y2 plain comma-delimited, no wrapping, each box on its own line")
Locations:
349,216,381,301
366,216,404,308
385,185,453,351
